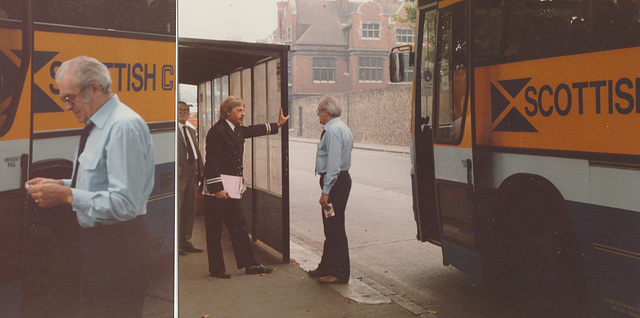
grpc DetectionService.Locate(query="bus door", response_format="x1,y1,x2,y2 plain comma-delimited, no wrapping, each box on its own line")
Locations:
411,1,440,245
430,1,480,282
0,3,32,316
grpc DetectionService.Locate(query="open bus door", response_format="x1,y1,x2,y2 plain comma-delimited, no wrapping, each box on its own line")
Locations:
414,3,440,245
392,1,441,245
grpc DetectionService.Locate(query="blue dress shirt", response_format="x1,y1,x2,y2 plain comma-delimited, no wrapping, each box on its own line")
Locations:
316,117,353,194
63,95,155,228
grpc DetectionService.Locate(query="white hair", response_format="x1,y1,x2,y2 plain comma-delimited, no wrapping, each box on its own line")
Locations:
55,56,112,101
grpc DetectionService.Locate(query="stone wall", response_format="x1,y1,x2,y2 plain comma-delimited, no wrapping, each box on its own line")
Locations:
289,84,411,146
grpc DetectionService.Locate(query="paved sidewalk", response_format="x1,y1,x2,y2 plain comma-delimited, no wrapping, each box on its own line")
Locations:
143,255,175,317
177,216,421,318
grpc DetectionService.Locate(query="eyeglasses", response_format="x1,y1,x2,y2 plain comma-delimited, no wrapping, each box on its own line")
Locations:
60,91,83,105
178,109,190,113
316,108,324,115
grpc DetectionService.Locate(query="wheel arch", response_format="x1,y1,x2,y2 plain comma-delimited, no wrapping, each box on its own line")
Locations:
495,173,576,238
487,172,586,292
29,158,73,180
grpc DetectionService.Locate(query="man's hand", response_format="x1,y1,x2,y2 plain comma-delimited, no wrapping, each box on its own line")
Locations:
215,190,229,200
25,177,62,190
277,108,290,127
319,193,330,211
26,179,71,208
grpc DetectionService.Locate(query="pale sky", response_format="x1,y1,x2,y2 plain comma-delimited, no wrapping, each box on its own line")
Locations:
178,0,283,42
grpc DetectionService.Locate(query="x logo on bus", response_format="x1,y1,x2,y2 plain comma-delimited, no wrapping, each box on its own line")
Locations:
491,78,538,133
0,50,21,137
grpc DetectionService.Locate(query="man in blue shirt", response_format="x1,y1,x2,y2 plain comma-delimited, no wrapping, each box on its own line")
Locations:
308,96,354,284
25,56,154,318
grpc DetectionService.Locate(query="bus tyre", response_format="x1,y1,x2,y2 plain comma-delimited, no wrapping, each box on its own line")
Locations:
512,191,583,298
519,225,563,292
493,176,581,293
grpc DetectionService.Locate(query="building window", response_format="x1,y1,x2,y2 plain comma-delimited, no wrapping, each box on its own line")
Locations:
313,57,336,82
281,25,291,41
362,22,380,39
396,28,414,44
358,57,383,82
288,57,292,86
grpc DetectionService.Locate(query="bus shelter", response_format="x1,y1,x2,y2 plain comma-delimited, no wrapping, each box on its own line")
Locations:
178,38,291,263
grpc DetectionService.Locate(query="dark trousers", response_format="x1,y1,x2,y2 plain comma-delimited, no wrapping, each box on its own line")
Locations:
78,216,152,318
178,171,198,249
318,171,351,281
203,196,258,274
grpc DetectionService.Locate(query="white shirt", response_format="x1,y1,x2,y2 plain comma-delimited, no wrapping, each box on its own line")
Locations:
179,122,198,160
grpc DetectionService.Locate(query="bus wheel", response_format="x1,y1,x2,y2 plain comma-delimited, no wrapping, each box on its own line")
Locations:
512,191,579,295
499,177,575,292
519,226,562,292
511,192,589,316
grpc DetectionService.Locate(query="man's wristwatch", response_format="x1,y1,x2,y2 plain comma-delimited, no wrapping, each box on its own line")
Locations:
66,188,73,205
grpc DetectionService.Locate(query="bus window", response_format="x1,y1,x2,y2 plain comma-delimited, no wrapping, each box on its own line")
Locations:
470,0,639,65
418,10,436,129
434,4,467,141
30,0,175,34
592,0,640,50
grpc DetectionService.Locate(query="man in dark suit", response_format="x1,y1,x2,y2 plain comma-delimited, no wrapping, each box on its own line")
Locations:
178,101,204,255
203,96,289,279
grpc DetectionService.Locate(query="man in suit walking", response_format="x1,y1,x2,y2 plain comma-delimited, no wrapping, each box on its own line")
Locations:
178,101,204,255
203,96,289,279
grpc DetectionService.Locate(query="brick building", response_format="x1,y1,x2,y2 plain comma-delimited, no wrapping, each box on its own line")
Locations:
275,0,413,101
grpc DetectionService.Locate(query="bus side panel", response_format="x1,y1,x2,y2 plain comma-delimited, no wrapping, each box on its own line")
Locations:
0,23,30,318
32,29,175,133
570,201,640,318
146,127,176,258
474,47,640,157
473,45,640,317
0,26,31,192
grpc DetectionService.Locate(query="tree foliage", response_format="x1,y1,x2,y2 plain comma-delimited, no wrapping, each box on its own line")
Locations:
392,0,417,29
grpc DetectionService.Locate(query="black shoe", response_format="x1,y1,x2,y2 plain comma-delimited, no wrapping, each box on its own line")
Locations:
308,268,324,278
182,245,203,253
179,249,188,256
246,264,273,275
211,271,231,279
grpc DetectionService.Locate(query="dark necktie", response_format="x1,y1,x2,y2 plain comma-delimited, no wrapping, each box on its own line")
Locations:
183,125,195,164
320,129,325,140
71,123,95,188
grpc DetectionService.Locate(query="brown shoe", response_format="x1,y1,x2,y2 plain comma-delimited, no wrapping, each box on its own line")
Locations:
308,268,324,278
318,275,348,284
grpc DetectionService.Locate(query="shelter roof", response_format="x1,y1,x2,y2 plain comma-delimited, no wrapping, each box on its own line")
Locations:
178,38,290,85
